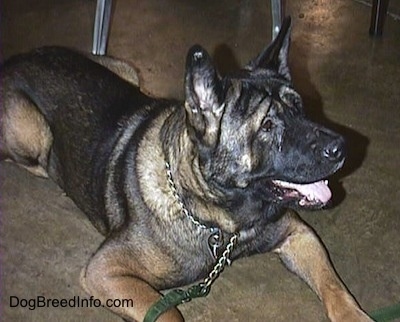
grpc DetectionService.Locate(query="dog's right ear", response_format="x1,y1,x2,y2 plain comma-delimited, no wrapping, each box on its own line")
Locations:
184,45,224,148
246,16,292,81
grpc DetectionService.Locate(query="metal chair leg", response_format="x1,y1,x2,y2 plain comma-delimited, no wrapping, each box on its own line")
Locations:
271,0,283,39
92,0,112,55
369,0,390,36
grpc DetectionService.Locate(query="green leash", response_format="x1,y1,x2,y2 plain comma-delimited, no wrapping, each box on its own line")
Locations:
371,302,400,322
143,284,209,322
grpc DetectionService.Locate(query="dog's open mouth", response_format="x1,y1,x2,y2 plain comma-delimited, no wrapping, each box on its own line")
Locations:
272,179,331,207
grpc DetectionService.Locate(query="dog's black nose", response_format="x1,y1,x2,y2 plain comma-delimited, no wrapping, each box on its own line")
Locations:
323,137,345,162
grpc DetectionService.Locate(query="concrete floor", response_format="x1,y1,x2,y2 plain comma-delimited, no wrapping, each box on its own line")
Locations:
1,0,400,321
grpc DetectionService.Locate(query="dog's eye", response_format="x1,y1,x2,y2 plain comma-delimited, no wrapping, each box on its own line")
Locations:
261,119,273,132
281,92,302,108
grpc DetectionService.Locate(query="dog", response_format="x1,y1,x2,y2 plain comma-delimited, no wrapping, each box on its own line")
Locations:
1,17,372,321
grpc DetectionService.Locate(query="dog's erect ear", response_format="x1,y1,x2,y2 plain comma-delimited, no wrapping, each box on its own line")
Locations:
247,16,291,80
184,45,224,147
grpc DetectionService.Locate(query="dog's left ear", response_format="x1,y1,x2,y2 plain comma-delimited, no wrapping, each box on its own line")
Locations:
247,16,292,81
184,45,224,147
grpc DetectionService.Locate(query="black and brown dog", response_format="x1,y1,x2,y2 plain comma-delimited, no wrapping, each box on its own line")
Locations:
0,17,372,321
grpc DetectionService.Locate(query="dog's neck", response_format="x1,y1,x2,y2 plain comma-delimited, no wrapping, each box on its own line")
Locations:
160,107,238,233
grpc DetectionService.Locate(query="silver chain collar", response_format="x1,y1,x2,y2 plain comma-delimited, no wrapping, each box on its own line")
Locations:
143,161,240,321
165,161,238,264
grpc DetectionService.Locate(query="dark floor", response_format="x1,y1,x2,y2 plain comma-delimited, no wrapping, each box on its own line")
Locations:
1,0,400,321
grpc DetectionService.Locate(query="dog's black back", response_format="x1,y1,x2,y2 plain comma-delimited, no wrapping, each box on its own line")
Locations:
2,47,168,232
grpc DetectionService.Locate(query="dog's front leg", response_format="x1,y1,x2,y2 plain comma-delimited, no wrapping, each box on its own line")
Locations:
273,211,373,322
80,243,184,322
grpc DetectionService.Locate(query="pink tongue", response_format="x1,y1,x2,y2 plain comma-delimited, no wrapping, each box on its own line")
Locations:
274,180,332,203
299,181,332,203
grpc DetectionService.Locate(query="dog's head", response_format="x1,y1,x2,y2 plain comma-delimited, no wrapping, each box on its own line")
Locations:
183,17,345,210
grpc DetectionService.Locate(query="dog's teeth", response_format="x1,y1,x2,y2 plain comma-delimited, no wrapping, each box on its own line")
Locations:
324,180,328,185
299,199,306,206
